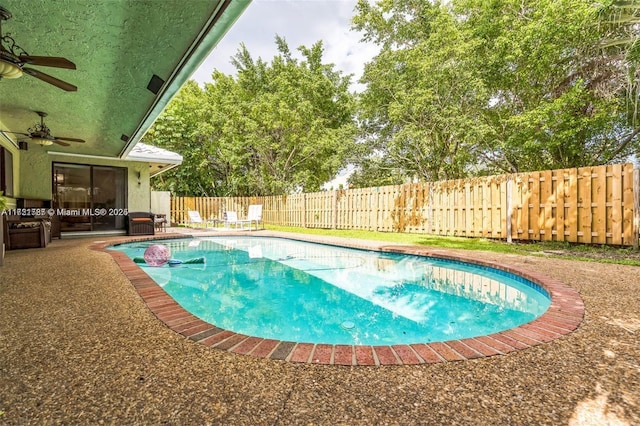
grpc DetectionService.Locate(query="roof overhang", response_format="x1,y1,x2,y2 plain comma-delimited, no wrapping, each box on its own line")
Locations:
0,0,250,161
47,141,182,177
126,142,183,176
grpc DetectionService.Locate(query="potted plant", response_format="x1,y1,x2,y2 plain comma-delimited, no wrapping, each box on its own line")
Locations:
0,191,7,265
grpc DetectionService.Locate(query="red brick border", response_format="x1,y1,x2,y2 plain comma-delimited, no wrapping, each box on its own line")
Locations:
92,233,584,366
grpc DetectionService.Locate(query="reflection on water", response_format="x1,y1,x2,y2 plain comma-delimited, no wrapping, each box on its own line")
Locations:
110,237,551,345
206,237,547,321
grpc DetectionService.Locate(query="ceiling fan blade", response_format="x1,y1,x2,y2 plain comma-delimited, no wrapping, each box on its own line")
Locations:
54,136,85,143
22,67,77,92
19,55,76,69
53,140,71,147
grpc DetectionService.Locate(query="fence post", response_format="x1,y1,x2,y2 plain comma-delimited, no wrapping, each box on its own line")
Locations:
332,190,338,229
427,184,433,235
302,193,307,228
506,176,513,243
634,167,639,250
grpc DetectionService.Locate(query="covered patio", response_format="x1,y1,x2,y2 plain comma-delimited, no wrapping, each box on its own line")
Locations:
0,0,249,239
1,233,638,424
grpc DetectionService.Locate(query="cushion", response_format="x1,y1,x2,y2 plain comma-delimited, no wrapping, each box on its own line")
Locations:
9,221,41,229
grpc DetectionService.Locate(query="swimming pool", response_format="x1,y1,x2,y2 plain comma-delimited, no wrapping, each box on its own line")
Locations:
110,237,551,346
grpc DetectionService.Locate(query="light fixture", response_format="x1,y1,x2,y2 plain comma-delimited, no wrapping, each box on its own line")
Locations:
26,112,55,146
0,57,22,78
0,7,24,79
1,7,77,92
32,136,54,146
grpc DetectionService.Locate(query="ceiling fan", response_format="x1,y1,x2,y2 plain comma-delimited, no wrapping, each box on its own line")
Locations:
2,111,85,146
0,6,77,91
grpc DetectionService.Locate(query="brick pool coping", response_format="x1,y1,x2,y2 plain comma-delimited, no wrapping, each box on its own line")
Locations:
91,232,585,366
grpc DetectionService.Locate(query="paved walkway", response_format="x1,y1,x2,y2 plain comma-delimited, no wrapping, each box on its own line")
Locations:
1,232,638,424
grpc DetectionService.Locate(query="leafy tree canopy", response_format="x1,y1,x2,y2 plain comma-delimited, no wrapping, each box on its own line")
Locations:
146,36,357,196
147,1,640,194
350,0,640,186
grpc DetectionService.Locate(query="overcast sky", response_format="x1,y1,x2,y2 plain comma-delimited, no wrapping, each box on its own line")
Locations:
190,0,379,92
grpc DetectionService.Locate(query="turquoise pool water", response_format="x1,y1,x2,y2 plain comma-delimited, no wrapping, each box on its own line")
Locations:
110,237,551,345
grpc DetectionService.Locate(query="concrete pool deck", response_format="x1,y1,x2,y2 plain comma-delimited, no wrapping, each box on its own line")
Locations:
1,230,639,424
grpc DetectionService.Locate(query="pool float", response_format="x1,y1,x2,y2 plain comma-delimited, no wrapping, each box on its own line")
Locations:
133,256,206,266
143,244,171,267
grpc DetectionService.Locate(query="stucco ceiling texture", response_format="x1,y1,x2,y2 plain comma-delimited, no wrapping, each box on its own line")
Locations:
0,0,238,157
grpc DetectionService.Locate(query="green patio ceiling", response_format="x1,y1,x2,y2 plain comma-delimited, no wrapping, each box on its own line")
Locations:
0,0,250,158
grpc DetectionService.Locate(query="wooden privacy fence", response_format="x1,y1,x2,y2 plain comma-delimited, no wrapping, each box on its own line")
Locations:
171,163,640,247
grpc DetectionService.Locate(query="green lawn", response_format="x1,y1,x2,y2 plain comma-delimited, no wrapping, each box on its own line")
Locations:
266,225,640,267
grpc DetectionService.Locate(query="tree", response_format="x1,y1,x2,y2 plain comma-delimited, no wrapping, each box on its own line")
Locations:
352,0,640,185
144,80,225,196
347,155,406,188
146,37,357,196
458,0,636,172
353,0,487,183
219,37,357,195
595,0,640,157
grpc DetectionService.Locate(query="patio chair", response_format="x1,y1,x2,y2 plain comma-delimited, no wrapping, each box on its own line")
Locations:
223,211,245,229
224,205,263,230
154,214,167,232
187,210,215,228
245,204,263,230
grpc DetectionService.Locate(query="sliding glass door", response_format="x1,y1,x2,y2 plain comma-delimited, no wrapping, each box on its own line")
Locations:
53,163,127,232
93,166,127,230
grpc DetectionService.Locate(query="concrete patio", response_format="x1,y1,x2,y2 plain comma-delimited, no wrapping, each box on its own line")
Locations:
1,232,638,424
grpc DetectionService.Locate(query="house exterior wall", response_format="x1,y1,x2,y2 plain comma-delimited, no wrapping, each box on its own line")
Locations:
0,130,21,209
151,191,171,223
17,147,151,211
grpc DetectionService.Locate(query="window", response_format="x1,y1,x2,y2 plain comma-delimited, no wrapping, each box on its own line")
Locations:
0,146,14,197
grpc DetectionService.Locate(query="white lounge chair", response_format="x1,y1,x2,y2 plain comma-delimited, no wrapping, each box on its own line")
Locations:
245,204,263,230
224,211,243,229
187,210,215,228
224,205,263,230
